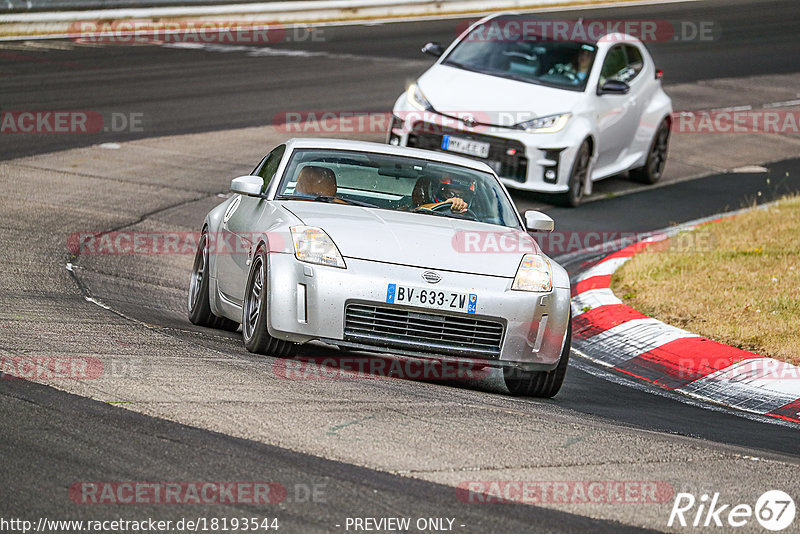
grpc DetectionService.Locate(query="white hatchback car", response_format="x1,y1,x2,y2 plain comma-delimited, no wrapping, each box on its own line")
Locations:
388,13,673,206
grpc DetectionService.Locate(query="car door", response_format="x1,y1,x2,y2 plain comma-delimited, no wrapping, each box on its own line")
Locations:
593,44,643,173
216,144,286,305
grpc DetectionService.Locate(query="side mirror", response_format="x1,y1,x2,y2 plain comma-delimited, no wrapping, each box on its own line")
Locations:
230,175,264,197
597,80,630,95
421,42,445,58
524,211,554,232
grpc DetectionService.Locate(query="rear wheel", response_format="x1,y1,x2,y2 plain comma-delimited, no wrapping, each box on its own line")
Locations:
504,315,571,398
630,118,670,184
188,229,239,331
554,141,590,207
242,247,296,357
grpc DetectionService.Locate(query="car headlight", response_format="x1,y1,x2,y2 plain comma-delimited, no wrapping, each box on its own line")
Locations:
290,226,346,269
406,83,434,111
511,254,552,292
515,113,571,133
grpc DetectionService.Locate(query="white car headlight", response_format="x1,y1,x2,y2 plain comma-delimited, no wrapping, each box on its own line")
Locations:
511,254,552,292
290,226,346,269
406,83,434,111
516,113,571,133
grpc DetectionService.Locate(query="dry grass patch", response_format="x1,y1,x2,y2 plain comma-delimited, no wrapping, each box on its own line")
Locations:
611,195,800,365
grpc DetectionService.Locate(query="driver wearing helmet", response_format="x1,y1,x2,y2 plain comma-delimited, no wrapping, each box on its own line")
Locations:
413,175,474,213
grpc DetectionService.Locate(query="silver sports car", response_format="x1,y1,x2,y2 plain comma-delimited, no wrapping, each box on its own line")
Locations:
188,138,572,397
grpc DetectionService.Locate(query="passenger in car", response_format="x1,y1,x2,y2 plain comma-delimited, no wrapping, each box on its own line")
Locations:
295,165,338,197
548,47,592,84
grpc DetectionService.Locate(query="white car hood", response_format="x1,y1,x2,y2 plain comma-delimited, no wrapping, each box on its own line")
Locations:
418,64,582,125
283,202,537,278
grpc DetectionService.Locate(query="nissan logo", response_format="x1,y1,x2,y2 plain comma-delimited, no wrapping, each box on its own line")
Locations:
422,271,441,284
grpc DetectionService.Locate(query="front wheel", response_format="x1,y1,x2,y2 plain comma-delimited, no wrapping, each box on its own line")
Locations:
242,247,297,357
504,315,571,398
554,142,591,207
630,118,670,184
188,229,239,331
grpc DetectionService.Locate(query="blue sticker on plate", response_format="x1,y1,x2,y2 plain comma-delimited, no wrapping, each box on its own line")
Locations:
441,135,450,150
386,283,396,304
468,293,477,314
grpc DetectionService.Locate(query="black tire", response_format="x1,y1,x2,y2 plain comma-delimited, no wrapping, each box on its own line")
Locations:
554,141,591,207
630,118,670,184
188,229,239,331
504,314,572,398
241,247,296,357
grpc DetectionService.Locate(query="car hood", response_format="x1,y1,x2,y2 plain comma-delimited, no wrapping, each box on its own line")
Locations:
282,202,538,278
417,64,583,125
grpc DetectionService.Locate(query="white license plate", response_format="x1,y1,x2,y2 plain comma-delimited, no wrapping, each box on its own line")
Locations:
441,135,490,159
386,284,477,314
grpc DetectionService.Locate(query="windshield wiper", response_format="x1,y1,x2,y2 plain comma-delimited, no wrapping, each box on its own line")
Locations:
277,195,378,208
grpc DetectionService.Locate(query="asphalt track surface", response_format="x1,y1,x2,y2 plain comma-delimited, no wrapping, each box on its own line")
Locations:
2,0,800,532
3,0,800,159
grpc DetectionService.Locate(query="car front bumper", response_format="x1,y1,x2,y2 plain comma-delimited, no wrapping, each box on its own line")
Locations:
387,105,582,194
265,252,571,370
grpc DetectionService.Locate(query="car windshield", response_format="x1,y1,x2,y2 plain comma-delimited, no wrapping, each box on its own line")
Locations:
275,149,521,229
442,22,597,91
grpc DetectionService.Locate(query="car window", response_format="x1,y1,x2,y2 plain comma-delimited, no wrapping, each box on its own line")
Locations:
599,46,628,85
254,144,286,192
599,45,644,86
623,45,644,81
442,22,597,92
275,149,521,229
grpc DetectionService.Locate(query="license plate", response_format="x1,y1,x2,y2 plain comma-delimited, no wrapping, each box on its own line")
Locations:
386,284,477,314
441,135,490,159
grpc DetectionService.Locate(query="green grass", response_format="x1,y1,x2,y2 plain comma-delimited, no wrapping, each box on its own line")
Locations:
611,195,800,365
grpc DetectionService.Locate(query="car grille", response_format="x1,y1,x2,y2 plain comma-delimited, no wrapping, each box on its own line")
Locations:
344,303,504,358
406,122,528,182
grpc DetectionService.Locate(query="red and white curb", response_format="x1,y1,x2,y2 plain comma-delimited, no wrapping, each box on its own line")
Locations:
570,235,800,425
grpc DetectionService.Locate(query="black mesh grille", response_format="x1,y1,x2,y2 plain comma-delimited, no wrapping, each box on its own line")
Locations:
344,303,504,358
406,122,528,182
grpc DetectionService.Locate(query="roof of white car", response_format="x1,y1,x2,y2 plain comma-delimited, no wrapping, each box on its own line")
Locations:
284,138,496,173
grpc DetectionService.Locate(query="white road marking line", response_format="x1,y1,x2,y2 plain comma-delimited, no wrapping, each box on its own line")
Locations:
762,99,800,109
681,358,800,414
708,105,752,112
569,351,800,428
580,318,698,366
574,255,631,283
160,41,424,65
570,288,620,316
